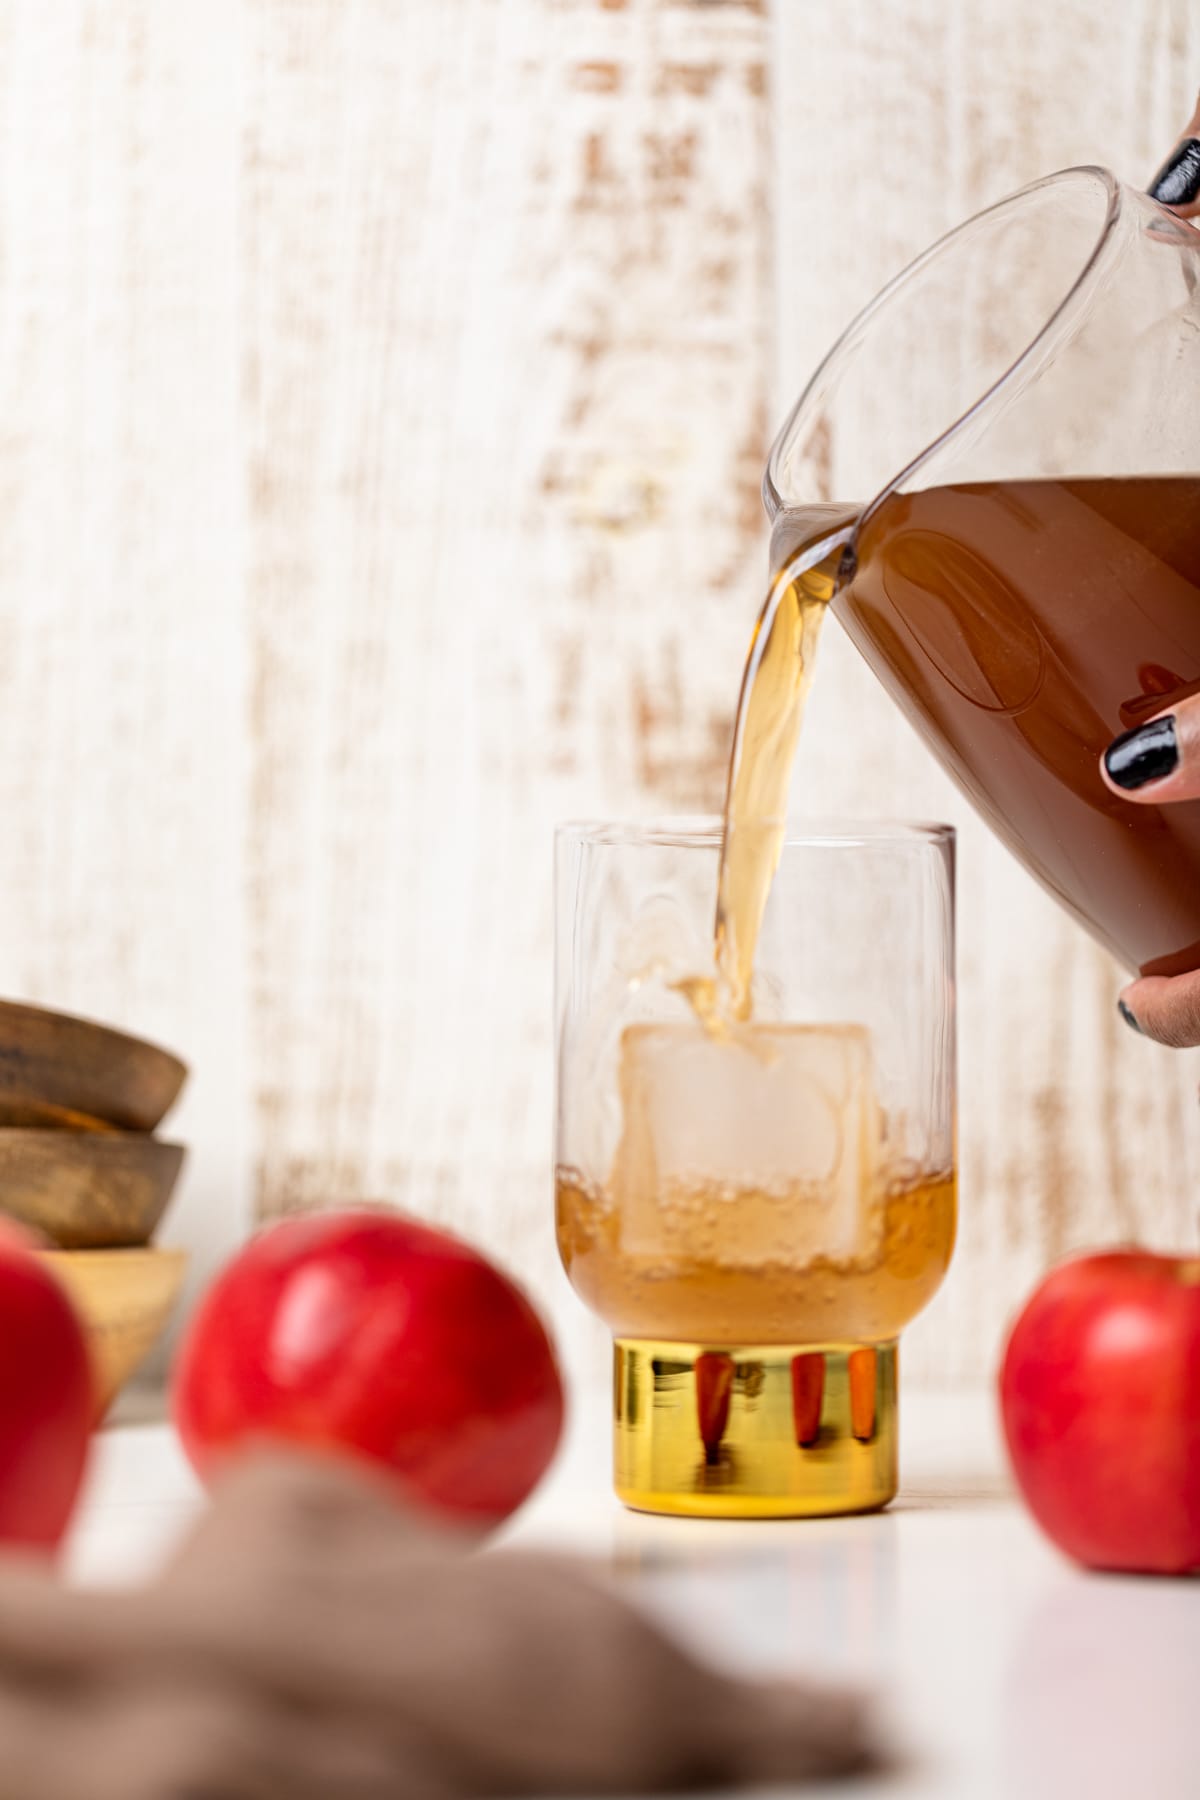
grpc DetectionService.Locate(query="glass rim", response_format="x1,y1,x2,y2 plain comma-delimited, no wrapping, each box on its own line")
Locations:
556,815,955,850
763,164,1124,522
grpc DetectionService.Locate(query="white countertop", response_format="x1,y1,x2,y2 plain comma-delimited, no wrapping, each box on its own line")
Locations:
68,1387,1197,1800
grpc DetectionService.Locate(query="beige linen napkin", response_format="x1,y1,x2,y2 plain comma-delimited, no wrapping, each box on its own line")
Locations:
0,1452,881,1798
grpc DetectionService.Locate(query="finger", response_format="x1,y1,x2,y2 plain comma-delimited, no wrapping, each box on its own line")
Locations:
1148,91,1200,217
1118,972,1200,1048
1100,697,1200,802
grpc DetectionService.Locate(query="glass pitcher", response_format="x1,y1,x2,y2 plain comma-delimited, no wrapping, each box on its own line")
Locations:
765,165,1200,980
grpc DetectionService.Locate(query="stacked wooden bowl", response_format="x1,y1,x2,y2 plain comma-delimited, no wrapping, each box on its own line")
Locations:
0,1001,188,1417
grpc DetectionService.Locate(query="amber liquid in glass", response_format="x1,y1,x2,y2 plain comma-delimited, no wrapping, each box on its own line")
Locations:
556,1166,956,1346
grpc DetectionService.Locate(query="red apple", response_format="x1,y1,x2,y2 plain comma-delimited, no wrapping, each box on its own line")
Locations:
0,1224,93,1549
1000,1249,1200,1574
173,1209,565,1527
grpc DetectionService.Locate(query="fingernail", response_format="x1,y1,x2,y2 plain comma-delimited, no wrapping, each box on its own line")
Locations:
1118,998,1143,1035
1103,714,1178,790
1149,138,1200,207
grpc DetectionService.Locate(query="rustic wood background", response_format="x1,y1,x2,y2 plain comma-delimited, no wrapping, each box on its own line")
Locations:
0,0,1196,1385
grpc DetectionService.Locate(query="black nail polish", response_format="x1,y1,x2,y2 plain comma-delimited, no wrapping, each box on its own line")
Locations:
1149,138,1200,207
1118,999,1143,1035
1104,714,1178,790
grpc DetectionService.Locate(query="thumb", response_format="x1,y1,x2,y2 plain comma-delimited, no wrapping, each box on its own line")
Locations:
1148,91,1200,216
1100,692,1200,803
1116,971,1200,1048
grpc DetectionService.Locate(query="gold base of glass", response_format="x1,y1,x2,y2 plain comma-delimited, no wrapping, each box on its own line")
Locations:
613,1338,898,1518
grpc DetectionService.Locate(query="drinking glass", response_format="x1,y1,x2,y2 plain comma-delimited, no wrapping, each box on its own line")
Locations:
554,819,955,1517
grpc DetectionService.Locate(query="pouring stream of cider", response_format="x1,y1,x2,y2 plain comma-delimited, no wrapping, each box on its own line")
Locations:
691,502,860,1024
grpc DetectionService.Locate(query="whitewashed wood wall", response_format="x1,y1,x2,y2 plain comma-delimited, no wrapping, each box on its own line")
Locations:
0,0,1196,1385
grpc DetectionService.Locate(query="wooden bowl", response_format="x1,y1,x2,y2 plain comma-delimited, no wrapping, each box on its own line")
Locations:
0,1129,185,1249
0,999,186,1132
40,1248,188,1419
